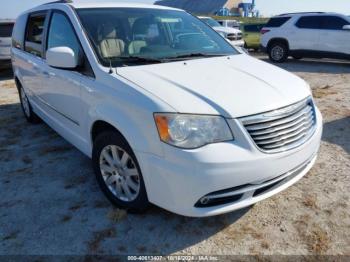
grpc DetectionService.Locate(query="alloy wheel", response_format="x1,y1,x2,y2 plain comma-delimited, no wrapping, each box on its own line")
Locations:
271,45,284,61
99,145,141,202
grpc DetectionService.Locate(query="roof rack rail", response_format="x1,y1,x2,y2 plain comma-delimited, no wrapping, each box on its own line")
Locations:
43,0,73,5
278,12,325,16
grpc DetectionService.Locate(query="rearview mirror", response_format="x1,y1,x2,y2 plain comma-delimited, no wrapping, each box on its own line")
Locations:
343,25,350,30
46,47,80,69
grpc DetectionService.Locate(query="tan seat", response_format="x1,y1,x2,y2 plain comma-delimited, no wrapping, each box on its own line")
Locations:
127,17,153,55
99,23,125,58
128,40,147,55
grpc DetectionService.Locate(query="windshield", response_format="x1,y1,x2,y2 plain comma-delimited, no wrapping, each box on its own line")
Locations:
76,8,237,67
200,17,222,28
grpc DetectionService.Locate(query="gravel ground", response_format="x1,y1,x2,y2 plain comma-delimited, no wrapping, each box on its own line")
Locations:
0,56,349,256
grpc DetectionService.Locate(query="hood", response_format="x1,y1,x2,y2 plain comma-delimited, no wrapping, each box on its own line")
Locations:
212,26,241,34
117,54,311,118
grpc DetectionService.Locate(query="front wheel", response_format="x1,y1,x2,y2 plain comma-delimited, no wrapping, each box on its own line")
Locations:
268,42,288,63
92,131,149,213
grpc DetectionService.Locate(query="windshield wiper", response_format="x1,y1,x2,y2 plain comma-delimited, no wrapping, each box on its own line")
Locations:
117,55,164,64
166,53,229,60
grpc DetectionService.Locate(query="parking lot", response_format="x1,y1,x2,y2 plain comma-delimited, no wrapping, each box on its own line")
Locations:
0,55,349,256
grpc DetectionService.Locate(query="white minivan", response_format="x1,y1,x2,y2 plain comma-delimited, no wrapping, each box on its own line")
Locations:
12,1,322,217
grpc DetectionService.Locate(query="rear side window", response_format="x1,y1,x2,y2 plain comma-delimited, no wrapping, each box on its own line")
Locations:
25,12,47,57
296,15,348,30
265,17,290,27
296,16,322,29
12,14,28,49
321,16,348,30
0,23,14,37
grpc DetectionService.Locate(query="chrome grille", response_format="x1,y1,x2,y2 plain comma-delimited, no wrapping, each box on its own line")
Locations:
227,33,242,41
240,98,316,153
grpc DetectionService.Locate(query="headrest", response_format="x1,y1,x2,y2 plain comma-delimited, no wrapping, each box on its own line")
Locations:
101,23,117,39
132,17,157,36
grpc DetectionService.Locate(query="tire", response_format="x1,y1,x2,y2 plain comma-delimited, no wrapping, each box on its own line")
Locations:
18,86,41,123
268,41,288,63
92,130,149,213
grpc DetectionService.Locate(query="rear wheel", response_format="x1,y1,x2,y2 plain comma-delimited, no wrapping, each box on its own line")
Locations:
268,42,288,63
18,86,41,123
92,131,149,213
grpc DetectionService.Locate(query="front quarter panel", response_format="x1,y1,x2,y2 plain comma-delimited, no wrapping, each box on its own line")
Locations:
83,73,174,158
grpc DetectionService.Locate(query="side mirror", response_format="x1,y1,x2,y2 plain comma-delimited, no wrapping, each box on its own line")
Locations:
46,47,80,69
343,25,350,30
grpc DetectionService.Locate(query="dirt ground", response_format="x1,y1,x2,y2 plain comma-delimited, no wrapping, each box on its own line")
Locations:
0,55,349,256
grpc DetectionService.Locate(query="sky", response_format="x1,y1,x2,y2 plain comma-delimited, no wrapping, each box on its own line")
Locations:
1,0,350,19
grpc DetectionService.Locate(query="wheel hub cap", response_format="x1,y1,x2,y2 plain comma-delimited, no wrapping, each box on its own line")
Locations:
272,46,284,60
99,145,140,202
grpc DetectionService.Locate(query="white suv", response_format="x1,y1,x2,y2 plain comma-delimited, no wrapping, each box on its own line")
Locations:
0,20,15,67
12,1,322,217
261,12,350,63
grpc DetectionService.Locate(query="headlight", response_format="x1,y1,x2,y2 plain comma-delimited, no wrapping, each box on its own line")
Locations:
154,113,234,149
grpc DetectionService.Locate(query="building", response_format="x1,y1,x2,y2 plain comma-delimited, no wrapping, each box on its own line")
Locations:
155,0,257,17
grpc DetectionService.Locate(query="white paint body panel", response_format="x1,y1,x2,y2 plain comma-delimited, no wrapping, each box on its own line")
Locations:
117,54,311,118
46,47,79,69
12,3,323,217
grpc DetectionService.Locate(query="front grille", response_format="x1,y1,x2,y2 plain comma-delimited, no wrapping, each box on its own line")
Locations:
240,98,316,153
227,33,242,41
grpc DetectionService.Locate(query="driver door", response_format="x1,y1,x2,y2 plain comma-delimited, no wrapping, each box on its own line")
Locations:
40,11,94,140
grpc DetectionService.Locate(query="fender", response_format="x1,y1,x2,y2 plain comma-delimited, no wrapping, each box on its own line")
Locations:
267,38,290,50
87,102,164,158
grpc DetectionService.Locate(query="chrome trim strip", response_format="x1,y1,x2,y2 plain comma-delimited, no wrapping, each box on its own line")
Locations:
241,98,310,125
261,128,314,149
256,123,313,145
249,112,313,136
239,97,317,154
253,120,313,140
245,106,312,131
206,153,315,200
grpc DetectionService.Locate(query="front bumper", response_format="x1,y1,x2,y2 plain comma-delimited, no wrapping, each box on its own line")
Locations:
137,108,322,217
